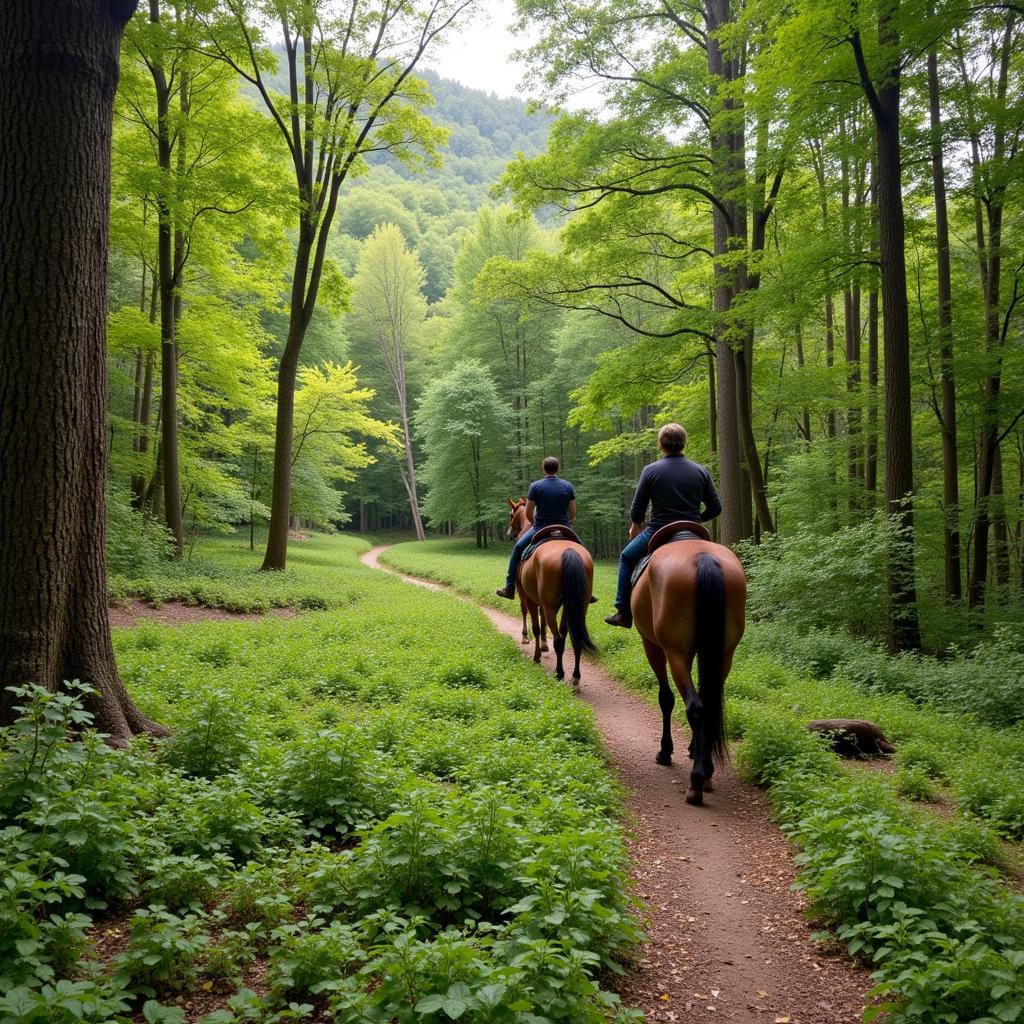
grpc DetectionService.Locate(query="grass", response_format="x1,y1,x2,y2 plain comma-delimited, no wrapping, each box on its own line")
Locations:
383,537,1024,1023
1,532,642,1024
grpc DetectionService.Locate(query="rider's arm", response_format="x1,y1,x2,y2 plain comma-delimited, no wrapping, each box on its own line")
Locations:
700,474,723,522
567,499,577,522
525,500,536,524
628,467,651,528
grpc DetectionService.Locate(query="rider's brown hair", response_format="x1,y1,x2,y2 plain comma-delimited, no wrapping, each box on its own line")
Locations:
658,423,687,454
542,456,560,474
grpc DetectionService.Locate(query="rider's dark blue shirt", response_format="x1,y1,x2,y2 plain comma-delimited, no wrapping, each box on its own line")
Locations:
629,455,721,530
528,476,575,529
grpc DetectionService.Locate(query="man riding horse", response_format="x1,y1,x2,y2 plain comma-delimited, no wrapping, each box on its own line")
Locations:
605,423,722,629
496,456,576,600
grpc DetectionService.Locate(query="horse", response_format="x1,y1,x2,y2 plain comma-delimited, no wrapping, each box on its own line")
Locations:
504,499,597,688
506,498,542,649
631,522,747,806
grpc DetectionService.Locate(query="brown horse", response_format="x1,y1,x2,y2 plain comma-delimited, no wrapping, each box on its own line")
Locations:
506,499,542,649
631,524,746,805
505,499,596,687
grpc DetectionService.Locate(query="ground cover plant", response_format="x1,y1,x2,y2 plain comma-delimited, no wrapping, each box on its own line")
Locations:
0,533,641,1024
383,538,1024,1021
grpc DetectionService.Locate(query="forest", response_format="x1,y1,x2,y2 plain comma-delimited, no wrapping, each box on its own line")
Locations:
0,0,1023,1021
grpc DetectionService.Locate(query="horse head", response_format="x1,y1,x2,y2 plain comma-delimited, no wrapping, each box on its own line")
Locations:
506,497,528,541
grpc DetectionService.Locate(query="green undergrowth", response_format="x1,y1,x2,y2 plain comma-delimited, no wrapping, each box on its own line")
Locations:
384,538,1024,1022
107,534,365,613
736,716,1024,1024
2,533,641,1024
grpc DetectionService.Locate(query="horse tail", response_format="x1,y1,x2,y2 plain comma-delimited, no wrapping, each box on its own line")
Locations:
561,548,597,656
695,552,728,763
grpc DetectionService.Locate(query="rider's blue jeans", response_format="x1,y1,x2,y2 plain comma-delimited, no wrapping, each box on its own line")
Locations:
614,528,654,611
505,526,537,588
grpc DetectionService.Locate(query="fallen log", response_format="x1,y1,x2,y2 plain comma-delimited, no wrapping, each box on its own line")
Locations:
806,719,896,758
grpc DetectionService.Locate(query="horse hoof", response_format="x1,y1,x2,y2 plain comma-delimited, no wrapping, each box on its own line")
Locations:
533,654,541,663
541,643,549,652
704,779,714,793
521,637,530,645
571,676,580,690
655,751,672,766
685,787,704,806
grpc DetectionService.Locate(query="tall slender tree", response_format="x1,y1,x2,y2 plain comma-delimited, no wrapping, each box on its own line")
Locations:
205,0,473,570
349,223,428,539
850,0,922,650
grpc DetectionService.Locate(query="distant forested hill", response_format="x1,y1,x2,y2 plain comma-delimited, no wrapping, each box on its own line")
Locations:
326,69,553,301
254,53,552,299
380,69,552,200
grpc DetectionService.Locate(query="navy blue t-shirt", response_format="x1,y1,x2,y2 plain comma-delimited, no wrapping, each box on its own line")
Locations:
527,476,575,529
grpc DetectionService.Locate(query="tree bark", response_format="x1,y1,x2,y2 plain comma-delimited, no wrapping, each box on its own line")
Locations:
0,0,165,740
852,3,922,650
148,0,183,557
706,0,749,546
927,39,962,602
964,15,1013,609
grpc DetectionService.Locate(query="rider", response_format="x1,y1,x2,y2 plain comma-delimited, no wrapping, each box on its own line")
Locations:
496,456,577,599
604,423,722,628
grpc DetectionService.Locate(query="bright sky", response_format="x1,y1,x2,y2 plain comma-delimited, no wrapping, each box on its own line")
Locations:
423,0,539,101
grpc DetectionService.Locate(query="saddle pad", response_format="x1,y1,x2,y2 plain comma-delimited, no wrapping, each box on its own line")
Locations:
630,530,702,588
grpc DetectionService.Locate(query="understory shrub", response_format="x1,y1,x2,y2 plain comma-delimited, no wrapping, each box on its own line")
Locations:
5,534,640,1021
740,714,1024,1024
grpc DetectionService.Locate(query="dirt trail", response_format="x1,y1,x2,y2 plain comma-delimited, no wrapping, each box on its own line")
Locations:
362,546,872,1023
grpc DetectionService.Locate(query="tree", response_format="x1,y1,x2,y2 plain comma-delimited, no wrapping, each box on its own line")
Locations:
417,360,509,546
848,0,923,650
204,0,474,570
117,1,288,554
348,223,429,539
0,0,165,741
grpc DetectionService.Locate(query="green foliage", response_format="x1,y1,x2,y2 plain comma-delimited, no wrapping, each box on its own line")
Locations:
4,534,637,1019
110,908,210,995
0,980,132,1024
417,360,511,534
106,488,172,576
160,688,253,779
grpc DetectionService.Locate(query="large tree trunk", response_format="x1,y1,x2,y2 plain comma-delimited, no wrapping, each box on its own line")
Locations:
706,0,749,546
0,0,165,741
851,3,921,650
867,9,922,651
927,39,962,603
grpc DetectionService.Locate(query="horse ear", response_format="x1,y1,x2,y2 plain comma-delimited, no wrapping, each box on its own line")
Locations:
507,497,516,508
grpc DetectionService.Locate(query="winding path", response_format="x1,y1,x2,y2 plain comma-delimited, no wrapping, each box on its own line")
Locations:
361,546,872,1023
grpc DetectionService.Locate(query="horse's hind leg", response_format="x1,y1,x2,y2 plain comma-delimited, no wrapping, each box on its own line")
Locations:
642,638,674,766
665,649,706,804
527,600,544,663
550,605,566,681
570,619,582,690
520,598,530,644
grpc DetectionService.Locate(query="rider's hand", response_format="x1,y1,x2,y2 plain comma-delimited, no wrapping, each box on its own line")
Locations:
628,522,643,541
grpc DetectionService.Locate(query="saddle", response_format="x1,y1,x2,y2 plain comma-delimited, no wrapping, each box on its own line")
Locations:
630,519,712,588
520,524,584,564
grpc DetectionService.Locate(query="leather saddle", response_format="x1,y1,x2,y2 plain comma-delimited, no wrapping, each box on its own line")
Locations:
521,524,584,564
631,519,712,588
